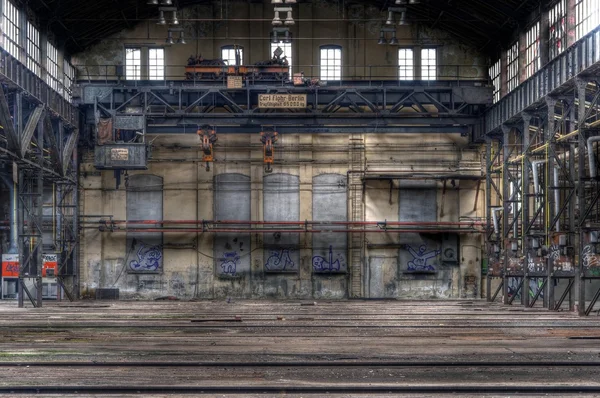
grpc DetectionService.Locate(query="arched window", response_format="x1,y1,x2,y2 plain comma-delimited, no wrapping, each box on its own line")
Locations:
319,45,341,81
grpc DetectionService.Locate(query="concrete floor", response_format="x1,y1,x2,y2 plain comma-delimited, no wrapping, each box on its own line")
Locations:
0,299,600,396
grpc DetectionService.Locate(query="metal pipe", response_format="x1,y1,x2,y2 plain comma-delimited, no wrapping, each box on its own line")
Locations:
588,136,600,178
110,228,483,234
106,220,484,226
531,160,547,195
531,160,561,232
491,207,503,234
0,172,18,254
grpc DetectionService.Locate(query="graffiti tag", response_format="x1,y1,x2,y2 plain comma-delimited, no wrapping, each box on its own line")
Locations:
220,252,240,276
583,245,600,269
549,245,560,261
312,245,346,272
406,245,440,272
129,243,162,272
5,263,19,274
265,249,296,271
529,278,545,299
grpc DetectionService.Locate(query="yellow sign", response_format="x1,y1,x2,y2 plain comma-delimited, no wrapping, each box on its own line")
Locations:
110,148,129,161
258,94,307,109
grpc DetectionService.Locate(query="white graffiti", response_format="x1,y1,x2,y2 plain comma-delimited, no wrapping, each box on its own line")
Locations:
583,245,600,269
549,245,560,261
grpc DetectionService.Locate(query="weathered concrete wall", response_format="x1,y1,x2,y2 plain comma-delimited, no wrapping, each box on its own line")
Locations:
71,0,487,81
80,132,485,300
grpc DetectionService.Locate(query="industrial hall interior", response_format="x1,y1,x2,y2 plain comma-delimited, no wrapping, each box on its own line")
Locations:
0,0,599,394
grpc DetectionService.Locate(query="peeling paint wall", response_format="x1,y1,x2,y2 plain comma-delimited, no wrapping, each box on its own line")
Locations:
80,133,485,300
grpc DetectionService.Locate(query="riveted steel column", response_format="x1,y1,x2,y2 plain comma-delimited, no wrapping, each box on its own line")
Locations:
486,136,493,301
502,125,511,305
522,113,532,308
546,96,557,310
576,78,588,316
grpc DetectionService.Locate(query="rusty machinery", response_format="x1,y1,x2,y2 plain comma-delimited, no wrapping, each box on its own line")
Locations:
260,128,278,173
197,126,217,171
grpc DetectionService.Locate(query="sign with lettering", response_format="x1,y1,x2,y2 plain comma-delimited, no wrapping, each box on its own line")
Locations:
227,75,243,89
1,254,19,277
258,94,307,109
110,148,129,161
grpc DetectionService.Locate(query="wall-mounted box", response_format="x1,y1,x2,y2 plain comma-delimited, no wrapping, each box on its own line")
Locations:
94,143,147,170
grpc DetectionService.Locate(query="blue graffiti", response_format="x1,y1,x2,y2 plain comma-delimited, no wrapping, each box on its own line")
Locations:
406,244,440,272
313,245,345,272
130,243,162,272
265,248,296,271
220,252,240,276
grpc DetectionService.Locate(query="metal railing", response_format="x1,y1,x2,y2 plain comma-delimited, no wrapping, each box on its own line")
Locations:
483,25,600,136
0,49,78,126
75,63,488,86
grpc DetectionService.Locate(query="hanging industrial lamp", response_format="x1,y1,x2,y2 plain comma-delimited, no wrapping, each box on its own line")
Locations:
398,11,409,25
157,10,166,25
272,10,282,25
386,10,394,25
284,9,295,25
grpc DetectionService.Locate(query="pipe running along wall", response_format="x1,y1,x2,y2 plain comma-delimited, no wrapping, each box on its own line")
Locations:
531,160,561,232
96,220,484,234
588,136,600,179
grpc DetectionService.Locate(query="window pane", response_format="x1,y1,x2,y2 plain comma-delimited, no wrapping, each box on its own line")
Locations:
398,48,414,80
525,22,540,78
489,59,501,103
549,0,566,59
26,22,41,76
221,47,243,66
63,60,75,100
46,42,60,93
270,41,292,76
576,0,600,40
421,48,436,80
2,0,20,59
507,41,519,93
125,48,141,80
320,46,341,81
149,48,165,80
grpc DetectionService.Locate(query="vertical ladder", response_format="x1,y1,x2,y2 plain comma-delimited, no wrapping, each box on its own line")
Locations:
349,135,365,298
